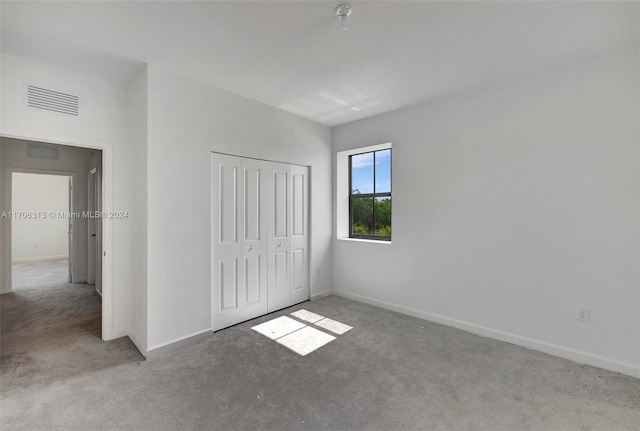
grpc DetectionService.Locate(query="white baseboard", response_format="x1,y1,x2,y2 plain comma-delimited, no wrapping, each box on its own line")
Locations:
106,329,128,340
103,329,146,359
311,289,333,301
332,289,640,379
146,328,213,358
127,331,147,358
12,255,68,264
144,294,330,356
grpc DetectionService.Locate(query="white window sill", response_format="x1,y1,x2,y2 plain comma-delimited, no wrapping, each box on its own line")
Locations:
336,237,392,245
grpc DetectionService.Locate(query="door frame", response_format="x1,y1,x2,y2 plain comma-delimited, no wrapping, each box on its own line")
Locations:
0,129,114,341
4,168,76,284
87,167,97,286
87,166,103,295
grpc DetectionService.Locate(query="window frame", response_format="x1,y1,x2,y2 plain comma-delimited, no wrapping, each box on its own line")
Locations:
348,149,392,241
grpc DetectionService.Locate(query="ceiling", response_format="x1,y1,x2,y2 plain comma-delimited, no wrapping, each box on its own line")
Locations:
1,1,637,127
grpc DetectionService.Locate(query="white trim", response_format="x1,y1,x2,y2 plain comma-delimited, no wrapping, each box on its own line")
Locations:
0,127,115,342
332,289,640,378
310,289,334,301
127,331,146,358
336,142,392,239
12,255,68,264
109,329,128,340
146,328,212,353
338,142,392,157
336,238,392,245
2,127,110,150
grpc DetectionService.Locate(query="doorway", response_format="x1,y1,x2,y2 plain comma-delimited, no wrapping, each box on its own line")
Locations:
1,163,140,389
11,172,73,289
0,135,117,343
1,139,104,329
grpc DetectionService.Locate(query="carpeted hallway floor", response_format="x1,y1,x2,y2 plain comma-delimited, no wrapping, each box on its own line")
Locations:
1,265,638,430
0,260,143,391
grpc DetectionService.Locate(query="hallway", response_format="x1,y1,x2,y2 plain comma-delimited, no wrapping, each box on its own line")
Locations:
0,260,142,391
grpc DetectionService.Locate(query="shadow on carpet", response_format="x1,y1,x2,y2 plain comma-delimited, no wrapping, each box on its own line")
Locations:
1,262,143,392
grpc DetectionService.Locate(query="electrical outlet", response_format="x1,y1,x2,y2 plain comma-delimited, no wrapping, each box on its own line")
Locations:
33,242,38,249
577,307,590,322
315,267,320,276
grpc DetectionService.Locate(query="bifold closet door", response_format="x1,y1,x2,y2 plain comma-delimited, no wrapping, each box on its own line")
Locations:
267,162,291,312
211,154,269,331
290,164,309,305
212,153,309,331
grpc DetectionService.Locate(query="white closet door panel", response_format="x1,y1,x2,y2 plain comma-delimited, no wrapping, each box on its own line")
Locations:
292,171,305,237
212,154,243,329
212,154,268,331
291,249,305,292
244,255,261,305
290,165,309,305
219,163,239,244
219,258,239,310
267,162,291,312
273,170,288,239
242,158,268,310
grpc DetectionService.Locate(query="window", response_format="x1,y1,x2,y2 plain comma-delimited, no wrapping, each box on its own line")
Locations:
349,149,391,240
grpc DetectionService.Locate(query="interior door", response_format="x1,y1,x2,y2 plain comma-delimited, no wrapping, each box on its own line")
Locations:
94,159,103,295
87,170,96,285
211,153,268,331
267,162,291,313
290,165,309,305
68,177,73,283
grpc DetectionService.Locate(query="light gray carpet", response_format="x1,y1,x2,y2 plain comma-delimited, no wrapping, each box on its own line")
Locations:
1,261,143,391
1,271,638,430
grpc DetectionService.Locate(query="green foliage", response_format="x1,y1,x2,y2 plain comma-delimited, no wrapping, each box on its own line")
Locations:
351,197,391,237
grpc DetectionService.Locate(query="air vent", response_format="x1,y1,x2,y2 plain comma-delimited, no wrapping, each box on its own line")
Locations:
26,85,79,116
28,143,60,160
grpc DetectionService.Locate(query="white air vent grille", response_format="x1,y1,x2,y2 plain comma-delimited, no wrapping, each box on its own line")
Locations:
28,143,60,160
27,85,79,116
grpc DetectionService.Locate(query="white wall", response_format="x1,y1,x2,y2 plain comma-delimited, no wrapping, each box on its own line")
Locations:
0,140,3,288
333,50,640,377
0,53,146,346
0,53,331,354
12,173,69,262
146,66,333,350
125,66,148,353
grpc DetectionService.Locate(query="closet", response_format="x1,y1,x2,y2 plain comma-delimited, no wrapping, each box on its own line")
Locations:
211,153,309,331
